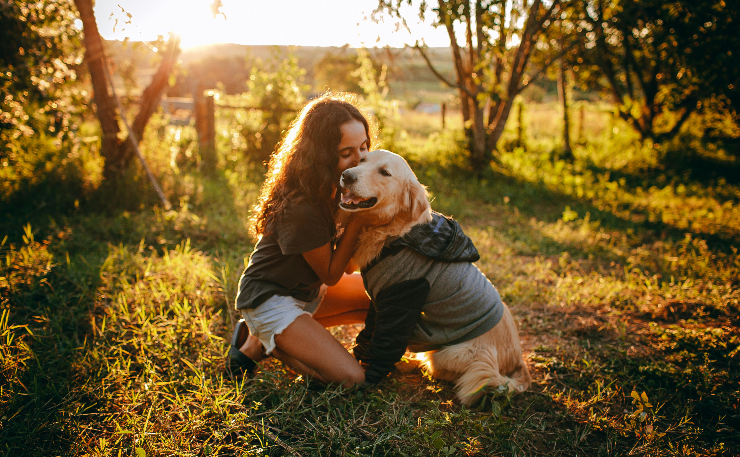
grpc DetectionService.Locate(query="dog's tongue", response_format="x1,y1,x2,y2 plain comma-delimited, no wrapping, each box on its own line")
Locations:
340,189,367,205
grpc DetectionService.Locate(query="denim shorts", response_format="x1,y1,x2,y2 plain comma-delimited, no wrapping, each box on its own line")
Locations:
241,285,327,355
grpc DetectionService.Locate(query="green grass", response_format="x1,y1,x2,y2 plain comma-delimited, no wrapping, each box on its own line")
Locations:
1,103,738,456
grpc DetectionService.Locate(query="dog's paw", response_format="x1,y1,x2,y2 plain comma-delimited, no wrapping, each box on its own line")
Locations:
395,356,422,374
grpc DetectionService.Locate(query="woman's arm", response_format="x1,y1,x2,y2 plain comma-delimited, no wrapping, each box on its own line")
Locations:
302,215,365,286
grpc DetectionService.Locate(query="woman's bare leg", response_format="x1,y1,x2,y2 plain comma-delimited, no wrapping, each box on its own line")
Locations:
239,329,330,383
270,348,326,382
312,272,369,327
238,273,370,376
273,314,365,388
239,334,266,361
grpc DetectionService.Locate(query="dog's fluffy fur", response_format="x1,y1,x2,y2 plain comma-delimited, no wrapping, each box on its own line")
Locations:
341,149,531,405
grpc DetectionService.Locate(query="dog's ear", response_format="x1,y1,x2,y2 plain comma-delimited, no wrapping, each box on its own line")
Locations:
404,179,431,223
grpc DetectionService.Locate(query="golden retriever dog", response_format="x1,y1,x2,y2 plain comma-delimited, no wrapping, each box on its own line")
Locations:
340,149,530,406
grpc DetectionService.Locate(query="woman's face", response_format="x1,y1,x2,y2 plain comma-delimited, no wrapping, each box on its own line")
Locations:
335,119,369,178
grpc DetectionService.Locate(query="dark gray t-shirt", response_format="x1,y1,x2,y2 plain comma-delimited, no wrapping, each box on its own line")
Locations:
235,199,333,310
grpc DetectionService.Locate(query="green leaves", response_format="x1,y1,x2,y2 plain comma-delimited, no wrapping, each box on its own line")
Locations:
0,0,82,150
577,0,740,141
239,48,309,163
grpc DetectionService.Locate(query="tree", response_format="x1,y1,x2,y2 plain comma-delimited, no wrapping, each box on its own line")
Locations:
314,49,365,94
576,0,740,142
669,0,740,127
558,40,573,158
354,47,400,150
555,21,574,159
0,0,81,150
72,0,180,178
379,0,567,173
241,48,309,163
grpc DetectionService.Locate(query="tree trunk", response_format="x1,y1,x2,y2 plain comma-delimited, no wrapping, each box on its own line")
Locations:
516,100,526,149
487,98,515,154
459,89,474,161
558,51,573,160
73,0,123,178
439,0,489,173
486,0,551,154
471,104,487,172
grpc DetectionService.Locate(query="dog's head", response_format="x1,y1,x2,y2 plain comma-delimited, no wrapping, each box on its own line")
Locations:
339,149,432,229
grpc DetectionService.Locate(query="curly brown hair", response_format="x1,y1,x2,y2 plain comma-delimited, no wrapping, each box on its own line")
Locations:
251,93,372,236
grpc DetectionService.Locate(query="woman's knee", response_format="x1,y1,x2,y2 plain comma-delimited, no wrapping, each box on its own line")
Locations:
314,356,364,387
346,364,365,385
329,364,364,388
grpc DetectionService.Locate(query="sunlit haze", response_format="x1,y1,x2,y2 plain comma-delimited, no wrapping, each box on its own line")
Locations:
93,0,451,49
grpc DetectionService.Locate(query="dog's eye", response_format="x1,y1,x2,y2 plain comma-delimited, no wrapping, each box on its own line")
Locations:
379,168,392,177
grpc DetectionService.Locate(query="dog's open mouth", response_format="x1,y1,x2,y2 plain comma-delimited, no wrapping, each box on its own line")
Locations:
340,188,377,210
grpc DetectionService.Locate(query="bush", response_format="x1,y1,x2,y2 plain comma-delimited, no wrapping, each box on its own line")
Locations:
241,48,309,163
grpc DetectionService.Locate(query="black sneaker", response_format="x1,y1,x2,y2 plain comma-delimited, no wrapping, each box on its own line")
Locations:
227,319,257,380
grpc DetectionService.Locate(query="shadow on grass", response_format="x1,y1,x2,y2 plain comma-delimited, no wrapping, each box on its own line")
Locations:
0,165,134,453
659,145,740,187
517,297,740,455
0,230,105,455
0,168,251,455
583,147,740,191
507,169,735,251
418,159,738,265
0,165,165,247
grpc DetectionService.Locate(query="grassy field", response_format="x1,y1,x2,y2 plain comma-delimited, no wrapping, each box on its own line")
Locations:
1,102,738,456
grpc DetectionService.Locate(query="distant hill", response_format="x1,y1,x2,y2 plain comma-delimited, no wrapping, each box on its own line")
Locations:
103,41,565,104
104,40,457,102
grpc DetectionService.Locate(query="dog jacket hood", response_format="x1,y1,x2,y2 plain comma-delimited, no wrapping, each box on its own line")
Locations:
361,211,480,274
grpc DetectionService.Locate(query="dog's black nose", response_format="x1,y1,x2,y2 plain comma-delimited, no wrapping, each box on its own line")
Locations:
342,170,357,185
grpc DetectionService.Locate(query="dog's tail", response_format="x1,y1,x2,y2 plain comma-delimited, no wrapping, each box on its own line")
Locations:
455,346,531,406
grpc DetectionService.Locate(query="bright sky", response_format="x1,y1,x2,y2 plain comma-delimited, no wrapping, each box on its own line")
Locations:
93,0,451,49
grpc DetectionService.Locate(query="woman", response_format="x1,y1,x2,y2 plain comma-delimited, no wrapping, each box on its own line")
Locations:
228,93,385,387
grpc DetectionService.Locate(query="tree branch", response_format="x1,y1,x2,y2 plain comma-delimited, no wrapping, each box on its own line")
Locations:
587,4,624,106
130,34,181,145
438,0,468,83
507,0,543,98
517,39,580,95
413,43,474,98
532,0,563,40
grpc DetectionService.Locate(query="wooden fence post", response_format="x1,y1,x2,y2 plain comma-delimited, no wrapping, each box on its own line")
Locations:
441,102,446,129
195,88,216,175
